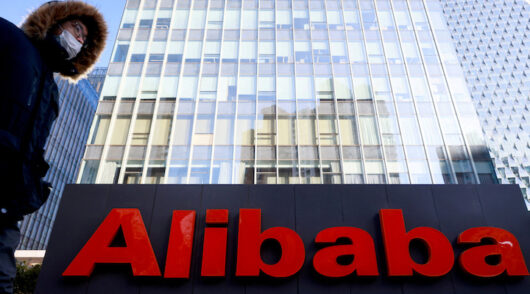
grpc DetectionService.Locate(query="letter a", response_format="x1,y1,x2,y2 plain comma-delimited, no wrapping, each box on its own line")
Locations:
458,227,529,277
63,208,161,276
313,227,379,277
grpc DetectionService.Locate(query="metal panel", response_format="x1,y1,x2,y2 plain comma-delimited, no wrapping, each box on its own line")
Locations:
37,184,530,294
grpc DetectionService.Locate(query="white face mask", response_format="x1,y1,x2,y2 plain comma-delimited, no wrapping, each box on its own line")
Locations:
57,29,83,60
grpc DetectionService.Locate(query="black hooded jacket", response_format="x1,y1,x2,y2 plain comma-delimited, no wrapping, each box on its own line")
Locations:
0,1,107,221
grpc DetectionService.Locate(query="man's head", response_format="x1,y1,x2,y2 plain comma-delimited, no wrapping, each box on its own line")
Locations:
58,19,88,46
53,19,89,60
21,1,107,80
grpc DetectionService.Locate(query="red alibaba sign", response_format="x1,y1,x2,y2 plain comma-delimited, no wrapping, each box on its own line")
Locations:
62,208,529,279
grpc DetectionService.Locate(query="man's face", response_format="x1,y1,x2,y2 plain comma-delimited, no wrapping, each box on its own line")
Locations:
60,20,88,46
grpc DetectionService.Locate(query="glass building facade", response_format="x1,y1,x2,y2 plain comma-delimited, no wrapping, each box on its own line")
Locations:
19,77,98,250
440,0,529,204
79,0,497,186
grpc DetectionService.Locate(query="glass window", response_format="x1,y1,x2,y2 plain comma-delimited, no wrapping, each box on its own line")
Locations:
91,116,111,144
196,115,214,134
377,10,394,29
334,77,353,99
179,77,198,98
131,117,152,145
110,116,131,145
184,41,202,60
240,41,257,61
339,116,358,145
419,117,443,145
384,41,402,64
224,10,241,29
204,41,221,55
278,77,295,100
372,77,391,100
139,19,153,28
399,117,422,145
344,10,361,29
242,10,258,29
410,77,429,101
212,161,233,184
159,77,179,97
347,41,366,63
257,116,275,145
276,10,292,27
278,117,296,145
215,117,234,145
359,116,379,145
236,116,255,145
259,41,275,55
130,54,145,62
277,41,293,62
235,76,255,96
353,77,372,100
258,77,275,92
391,77,410,100
327,10,342,25
173,116,193,145
200,77,218,92
366,41,384,63
113,45,129,62
330,42,347,63
152,116,172,145
221,41,238,60
296,77,314,99
394,10,412,29
402,41,420,63
218,77,237,101
189,10,206,29
172,11,189,29
298,117,317,145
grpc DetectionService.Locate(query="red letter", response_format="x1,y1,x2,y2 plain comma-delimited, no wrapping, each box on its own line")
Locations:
379,209,454,277
164,210,196,278
236,209,305,277
313,227,379,277
63,208,161,276
201,209,229,277
458,227,529,277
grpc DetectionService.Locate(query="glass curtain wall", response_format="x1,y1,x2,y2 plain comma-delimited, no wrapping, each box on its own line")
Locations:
78,0,496,185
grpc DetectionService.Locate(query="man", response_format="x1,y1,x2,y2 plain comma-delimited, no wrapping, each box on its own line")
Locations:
0,1,107,292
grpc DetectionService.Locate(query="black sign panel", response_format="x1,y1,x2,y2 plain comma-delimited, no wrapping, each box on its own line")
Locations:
36,184,530,294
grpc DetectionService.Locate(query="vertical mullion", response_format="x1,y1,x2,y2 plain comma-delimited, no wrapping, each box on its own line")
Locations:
393,0,436,184
231,0,244,184
419,0,477,184
357,0,388,184
141,0,176,184
118,1,163,184
325,0,346,184
186,0,211,184
209,1,228,184
307,0,324,184
95,2,143,183
163,0,195,183
376,0,413,184
340,0,366,184
254,1,261,184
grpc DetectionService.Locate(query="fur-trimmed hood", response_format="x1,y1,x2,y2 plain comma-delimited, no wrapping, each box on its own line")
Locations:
21,0,107,80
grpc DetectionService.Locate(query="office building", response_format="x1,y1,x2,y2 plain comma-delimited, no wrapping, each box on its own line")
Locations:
87,67,108,97
18,77,98,250
78,0,497,186
440,0,529,204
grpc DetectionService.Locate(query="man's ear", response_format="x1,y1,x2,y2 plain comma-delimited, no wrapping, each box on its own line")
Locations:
50,23,63,36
